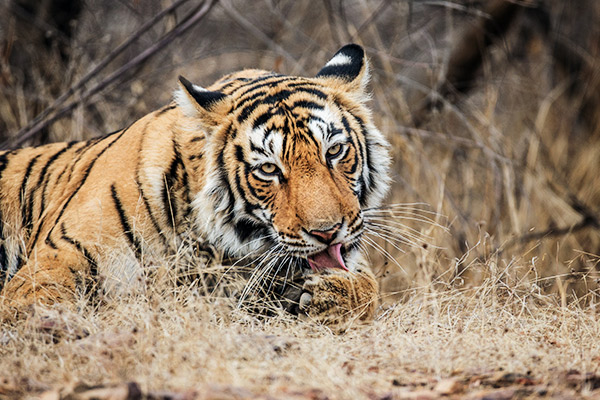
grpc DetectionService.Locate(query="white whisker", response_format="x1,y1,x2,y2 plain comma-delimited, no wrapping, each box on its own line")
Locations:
364,225,434,251
362,235,406,273
364,227,414,254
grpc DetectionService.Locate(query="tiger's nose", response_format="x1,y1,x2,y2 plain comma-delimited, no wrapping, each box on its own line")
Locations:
308,223,342,244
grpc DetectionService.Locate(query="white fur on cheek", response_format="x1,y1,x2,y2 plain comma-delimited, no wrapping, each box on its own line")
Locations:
189,139,268,258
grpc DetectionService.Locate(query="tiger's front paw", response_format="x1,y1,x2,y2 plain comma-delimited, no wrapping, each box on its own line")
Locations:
299,269,378,326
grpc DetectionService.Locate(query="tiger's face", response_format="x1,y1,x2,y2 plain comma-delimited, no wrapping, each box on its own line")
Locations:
177,45,390,272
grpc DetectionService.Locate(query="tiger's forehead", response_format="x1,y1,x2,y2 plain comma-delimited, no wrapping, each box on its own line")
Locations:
214,70,347,161
245,104,342,166
212,70,304,95
212,71,331,126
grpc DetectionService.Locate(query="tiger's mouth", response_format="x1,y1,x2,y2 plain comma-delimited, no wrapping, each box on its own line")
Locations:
306,243,349,272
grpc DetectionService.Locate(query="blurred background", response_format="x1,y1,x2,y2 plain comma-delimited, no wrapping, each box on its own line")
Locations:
1,0,599,305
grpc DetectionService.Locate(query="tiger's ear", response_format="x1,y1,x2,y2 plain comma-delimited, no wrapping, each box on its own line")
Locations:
175,76,232,124
316,44,369,94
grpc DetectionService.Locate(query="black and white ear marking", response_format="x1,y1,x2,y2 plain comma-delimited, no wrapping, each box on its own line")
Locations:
316,44,369,90
177,76,229,112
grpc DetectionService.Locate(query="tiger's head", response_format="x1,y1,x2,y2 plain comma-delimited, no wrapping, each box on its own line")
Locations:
176,44,390,273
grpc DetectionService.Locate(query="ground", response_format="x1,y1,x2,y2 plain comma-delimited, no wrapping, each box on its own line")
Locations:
1,276,600,399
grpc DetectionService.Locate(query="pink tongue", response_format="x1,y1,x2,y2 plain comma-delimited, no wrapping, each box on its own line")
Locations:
307,243,348,272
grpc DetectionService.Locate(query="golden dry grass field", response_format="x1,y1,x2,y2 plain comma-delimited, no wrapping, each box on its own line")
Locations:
1,1,600,398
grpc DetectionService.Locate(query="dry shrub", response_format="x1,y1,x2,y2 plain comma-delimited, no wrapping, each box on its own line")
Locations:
1,256,599,398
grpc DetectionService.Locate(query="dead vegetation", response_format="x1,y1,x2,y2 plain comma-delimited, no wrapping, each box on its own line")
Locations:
1,0,600,398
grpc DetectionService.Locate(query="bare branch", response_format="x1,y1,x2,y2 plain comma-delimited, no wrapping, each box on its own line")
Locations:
219,0,303,74
3,0,217,149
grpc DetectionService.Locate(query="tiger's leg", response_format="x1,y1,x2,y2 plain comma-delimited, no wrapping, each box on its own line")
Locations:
0,244,91,321
299,266,379,326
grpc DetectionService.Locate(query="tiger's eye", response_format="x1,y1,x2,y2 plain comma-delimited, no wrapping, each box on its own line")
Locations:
326,143,343,158
260,163,278,175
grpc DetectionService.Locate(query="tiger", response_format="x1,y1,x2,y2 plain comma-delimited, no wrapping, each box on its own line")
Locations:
0,44,391,325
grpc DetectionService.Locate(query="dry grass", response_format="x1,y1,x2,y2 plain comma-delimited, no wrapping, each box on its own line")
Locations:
1,0,600,398
1,264,600,399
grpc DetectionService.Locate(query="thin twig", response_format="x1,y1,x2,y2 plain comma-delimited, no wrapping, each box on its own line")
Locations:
498,217,599,255
219,0,303,73
351,0,392,41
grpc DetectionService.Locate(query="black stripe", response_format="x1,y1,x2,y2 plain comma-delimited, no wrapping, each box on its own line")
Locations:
349,217,364,236
30,143,88,253
0,151,9,286
230,75,288,98
30,142,76,225
46,128,127,244
139,186,170,251
233,90,270,111
352,115,374,206
110,184,143,258
252,107,286,130
327,125,344,141
281,123,290,161
284,86,328,100
162,144,184,227
249,142,268,156
234,218,267,243
135,119,172,250
38,144,78,209
237,90,293,124
343,147,360,175
290,100,324,110
237,167,261,201
0,222,7,289
340,113,363,168
45,237,58,249
234,145,244,163
0,151,12,178
249,172,273,185
215,77,251,92
155,104,176,117
176,144,191,220
101,128,125,139
285,81,324,89
20,154,42,231
60,223,98,294
214,147,235,224
60,223,97,274
297,124,321,150
64,137,102,183
310,115,326,125
237,86,329,126
53,140,94,186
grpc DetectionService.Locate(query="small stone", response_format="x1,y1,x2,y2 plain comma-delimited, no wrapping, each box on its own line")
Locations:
434,378,462,395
